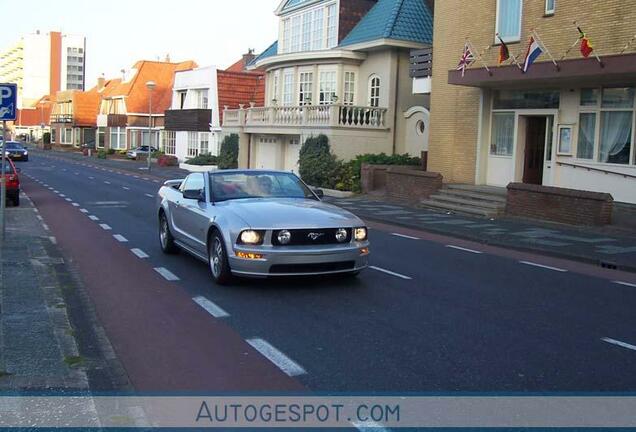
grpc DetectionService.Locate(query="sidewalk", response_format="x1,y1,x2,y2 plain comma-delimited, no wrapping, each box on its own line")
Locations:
0,191,129,391
325,195,636,273
30,146,189,181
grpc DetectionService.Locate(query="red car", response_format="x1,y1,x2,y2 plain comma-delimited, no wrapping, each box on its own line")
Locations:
2,158,20,206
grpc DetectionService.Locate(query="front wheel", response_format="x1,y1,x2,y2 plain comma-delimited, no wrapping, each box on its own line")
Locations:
159,212,178,254
208,232,232,285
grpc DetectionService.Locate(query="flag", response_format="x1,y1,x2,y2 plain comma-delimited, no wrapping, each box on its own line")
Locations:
523,36,543,73
497,35,510,64
456,43,475,77
578,27,594,58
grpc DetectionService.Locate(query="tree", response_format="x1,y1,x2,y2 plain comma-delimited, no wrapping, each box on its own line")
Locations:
218,134,239,169
298,135,338,188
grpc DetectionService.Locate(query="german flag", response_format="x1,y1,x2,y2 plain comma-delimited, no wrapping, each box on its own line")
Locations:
497,35,510,64
578,27,594,58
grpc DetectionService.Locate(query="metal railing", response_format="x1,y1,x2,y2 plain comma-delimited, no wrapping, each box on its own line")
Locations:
223,104,388,130
409,48,433,79
556,161,636,180
50,114,73,124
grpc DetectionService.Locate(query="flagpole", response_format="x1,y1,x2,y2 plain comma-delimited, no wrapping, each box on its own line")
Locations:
467,39,492,76
531,29,560,71
619,33,636,55
496,33,522,70
575,22,604,67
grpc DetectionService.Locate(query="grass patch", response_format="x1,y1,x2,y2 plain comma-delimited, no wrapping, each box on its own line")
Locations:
63,356,85,368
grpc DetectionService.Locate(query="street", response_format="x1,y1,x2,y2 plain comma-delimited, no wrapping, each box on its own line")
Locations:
19,152,636,393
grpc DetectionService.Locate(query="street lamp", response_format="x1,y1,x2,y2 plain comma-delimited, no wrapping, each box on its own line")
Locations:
145,80,156,172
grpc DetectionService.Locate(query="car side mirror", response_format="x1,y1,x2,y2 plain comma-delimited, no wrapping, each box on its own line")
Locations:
183,189,204,201
313,188,324,198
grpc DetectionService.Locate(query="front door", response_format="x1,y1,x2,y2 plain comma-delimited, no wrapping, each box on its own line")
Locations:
523,117,547,185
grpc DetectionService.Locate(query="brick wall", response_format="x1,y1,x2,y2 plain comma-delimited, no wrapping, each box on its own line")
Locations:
339,0,378,42
360,164,417,193
429,0,636,184
385,167,443,203
506,183,613,226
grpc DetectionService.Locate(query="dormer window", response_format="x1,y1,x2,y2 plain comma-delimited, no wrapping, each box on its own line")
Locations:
279,1,338,54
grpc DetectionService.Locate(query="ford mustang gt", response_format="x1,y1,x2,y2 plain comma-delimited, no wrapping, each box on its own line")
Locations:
157,170,369,284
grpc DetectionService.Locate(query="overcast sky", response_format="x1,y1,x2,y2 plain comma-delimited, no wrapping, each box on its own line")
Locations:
0,0,280,86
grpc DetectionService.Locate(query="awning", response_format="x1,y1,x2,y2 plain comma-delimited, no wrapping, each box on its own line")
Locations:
448,52,636,88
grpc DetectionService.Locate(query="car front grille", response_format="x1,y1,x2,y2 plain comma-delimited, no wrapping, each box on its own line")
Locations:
269,261,355,274
271,228,352,246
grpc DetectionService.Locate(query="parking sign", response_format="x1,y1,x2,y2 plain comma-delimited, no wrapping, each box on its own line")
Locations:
0,83,17,121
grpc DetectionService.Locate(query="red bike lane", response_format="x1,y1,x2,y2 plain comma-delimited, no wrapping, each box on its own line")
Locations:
23,179,305,393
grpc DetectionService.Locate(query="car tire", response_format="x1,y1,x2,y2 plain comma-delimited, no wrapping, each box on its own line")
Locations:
208,231,232,285
159,212,178,254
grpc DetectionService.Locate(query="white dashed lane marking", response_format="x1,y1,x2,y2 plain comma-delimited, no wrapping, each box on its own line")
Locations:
113,234,128,243
89,216,100,222
446,245,483,254
246,338,306,377
145,194,154,198
80,209,89,213
519,261,567,272
602,337,636,352
99,224,112,230
369,266,412,280
391,233,420,240
193,296,230,319
131,248,149,259
614,281,636,288
154,267,180,281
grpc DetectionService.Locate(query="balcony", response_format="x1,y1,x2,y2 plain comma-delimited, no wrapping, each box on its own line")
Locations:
50,114,74,124
223,105,389,130
165,109,212,132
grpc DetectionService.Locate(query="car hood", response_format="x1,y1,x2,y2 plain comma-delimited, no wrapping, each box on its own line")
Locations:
220,198,363,229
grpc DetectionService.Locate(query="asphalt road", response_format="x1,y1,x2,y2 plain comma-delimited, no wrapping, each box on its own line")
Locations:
18,153,636,393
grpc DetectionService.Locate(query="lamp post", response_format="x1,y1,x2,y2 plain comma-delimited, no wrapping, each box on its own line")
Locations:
145,80,156,172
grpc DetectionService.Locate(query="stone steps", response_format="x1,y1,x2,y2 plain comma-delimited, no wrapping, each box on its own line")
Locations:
420,184,507,218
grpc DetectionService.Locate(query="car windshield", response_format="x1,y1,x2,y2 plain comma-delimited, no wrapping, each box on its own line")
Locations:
210,171,316,202
5,143,23,150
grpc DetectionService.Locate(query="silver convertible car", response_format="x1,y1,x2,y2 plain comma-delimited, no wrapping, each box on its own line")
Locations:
157,170,370,284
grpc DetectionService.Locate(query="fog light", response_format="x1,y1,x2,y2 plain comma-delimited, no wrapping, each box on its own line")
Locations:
236,251,264,260
335,228,348,242
354,227,368,241
277,230,291,245
359,247,369,255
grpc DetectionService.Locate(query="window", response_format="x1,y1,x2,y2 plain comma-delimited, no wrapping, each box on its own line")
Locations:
130,130,138,149
61,127,73,144
326,4,338,47
302,12,312,51
271,71,280,103
163,130,176,155
282,18,291,53
577,113,595,159
109,127,126,150
291,15,301,52
368,76,380,107
187,132,199,157
97,127,105,149
299,72,313,105
493,90,560,109
181,173,205,194
319,71,336,105
496,0,522,42
490,113,515,156
545,0,555,15
282,70,294,106
178,91,187,109
312,8,324,50
199,132,210,154
195,89,208,109
578,87,635,165
343,72,356,105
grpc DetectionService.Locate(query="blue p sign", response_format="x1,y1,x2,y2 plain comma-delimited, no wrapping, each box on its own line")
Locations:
0,83,17,121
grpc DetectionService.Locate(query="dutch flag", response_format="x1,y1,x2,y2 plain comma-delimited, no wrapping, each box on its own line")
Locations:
523,37,543,73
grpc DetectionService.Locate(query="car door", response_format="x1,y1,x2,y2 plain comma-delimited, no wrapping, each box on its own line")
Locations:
173,173,209,252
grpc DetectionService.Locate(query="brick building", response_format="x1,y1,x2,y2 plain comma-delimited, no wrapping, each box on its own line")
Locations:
429,0,636,205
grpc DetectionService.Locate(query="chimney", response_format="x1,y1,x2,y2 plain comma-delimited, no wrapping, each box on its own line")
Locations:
97,75,106,90
242,48,256,69
165,53,171,63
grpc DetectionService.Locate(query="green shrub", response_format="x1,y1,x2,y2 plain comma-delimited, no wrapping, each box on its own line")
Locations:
186,153,218,166
97,149,108,159
333,153,422,193
218,134,239,169
107,148,116,155
298,135,339,189
43,132,51,145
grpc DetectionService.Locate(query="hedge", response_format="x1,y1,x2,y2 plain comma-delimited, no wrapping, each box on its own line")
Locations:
218,134,239,169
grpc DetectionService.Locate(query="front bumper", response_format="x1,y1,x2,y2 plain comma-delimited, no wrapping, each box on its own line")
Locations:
7,153,27,160
229,243,369,277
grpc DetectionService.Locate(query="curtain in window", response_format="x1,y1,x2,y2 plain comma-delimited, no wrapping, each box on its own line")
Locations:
498,0,521,39
577,113,595,159
599,111,632,164
491,113,515,156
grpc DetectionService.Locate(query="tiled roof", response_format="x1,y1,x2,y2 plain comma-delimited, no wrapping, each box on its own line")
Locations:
15,95,54,126
216,70,265,123
248,41,278,66
339,0,433,47
102,60,197,114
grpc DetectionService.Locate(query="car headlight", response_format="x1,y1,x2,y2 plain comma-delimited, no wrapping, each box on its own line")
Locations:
277,230,291,245
239,230,263,245
354,227,368,241
24,151,28,155
335,228,348,243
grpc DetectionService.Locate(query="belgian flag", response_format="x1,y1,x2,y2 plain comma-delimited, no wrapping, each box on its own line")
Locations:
578,27,594,58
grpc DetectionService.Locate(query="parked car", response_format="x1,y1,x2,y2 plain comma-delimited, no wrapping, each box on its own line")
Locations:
2,158,21,206
2,141,28,161
127,146,157,160
156,170,370,284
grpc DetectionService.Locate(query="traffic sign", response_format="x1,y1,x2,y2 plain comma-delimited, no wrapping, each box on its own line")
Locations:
0,83,17,121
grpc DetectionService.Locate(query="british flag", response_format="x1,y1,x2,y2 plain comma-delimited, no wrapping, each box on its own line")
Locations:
457,43,475,77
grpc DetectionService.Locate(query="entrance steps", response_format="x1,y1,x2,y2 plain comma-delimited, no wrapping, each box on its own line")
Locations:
420,184,507,218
